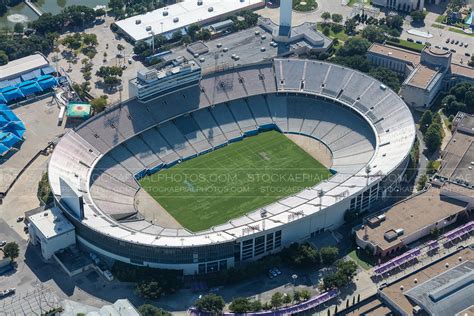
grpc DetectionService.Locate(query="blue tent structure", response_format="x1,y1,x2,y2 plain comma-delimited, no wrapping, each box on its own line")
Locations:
0,67,59,104
0,104,25,158
36,75,58,90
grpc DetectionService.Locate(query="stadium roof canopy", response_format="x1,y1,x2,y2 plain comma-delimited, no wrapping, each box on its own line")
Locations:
114,0,264,42
0,104,25,157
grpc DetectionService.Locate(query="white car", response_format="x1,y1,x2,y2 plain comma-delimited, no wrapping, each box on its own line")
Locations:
0,241,6,247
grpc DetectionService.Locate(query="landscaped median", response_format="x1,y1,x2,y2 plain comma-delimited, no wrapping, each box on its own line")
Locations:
293,0,318,12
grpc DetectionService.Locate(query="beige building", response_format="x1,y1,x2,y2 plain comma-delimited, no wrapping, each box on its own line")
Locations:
355,186,468,257
367,44,474,108
371,0,446,12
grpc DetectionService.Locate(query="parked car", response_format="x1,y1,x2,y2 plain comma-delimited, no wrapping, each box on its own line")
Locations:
450,49,457,53
442,47,449,50
415,40,422,44
16,216,24,223
407,38,414,42
446,38,450,43
455,40,459,44
435,45,441,49
274,267,282,275
465,53,471,57
0,288,15,299
464,43,468,48
0,241,6,247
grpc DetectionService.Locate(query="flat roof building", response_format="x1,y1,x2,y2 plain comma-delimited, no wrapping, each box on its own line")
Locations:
28,207,76,260
380,248,474,316
114,0,264,42
355,187,468,257
0,54,49,83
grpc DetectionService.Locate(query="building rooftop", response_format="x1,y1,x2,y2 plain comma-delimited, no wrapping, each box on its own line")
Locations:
451,63,474,80
355,187,467,252
0,54,49,81
405,65,441,90
440,130,474,182
368,43,421,67
382,248,474,316
28,207,75,239
114,0,264,42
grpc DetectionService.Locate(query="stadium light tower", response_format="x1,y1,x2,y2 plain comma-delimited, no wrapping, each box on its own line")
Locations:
280,0,292,30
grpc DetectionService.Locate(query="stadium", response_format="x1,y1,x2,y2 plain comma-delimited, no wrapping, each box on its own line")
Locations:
48,59,415,275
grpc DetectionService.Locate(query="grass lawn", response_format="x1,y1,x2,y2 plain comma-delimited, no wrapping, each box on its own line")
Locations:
140,131,332,232
348,249,375,270
347,0,370,6
435,14,445,23
316,23,349,42
293,0,317,11
448,27,474,37
386,39,425,52
431,23,445,29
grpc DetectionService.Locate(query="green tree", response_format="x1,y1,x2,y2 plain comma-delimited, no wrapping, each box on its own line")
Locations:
321,11,331,23
83,33,98,47
14,22,24,34
300,289,311,300
136,281,164,299
320,247,339,265
229,297,251,313
3,242,19,261
344,18,357,35
424,123,442,154
283,293,292,305
336,37,371,57
410,10,426,23
271,292,283,309
369,67,401,91
331,13,343,24
293,290,301,302
91,96,108,113
419,110,433,133
361,25,385,43
138,304,171,316
195,294,225,313
0,50,8,66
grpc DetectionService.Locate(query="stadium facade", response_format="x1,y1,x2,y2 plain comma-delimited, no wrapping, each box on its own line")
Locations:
48,59,415,275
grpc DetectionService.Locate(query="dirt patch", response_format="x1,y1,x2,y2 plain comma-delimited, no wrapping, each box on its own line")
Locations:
285,134,333,168
134,189,183,229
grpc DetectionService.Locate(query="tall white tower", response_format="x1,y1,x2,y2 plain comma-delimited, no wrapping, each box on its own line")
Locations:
280,0,292,28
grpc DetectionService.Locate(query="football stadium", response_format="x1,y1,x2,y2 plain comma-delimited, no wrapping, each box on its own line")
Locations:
48,59,415,274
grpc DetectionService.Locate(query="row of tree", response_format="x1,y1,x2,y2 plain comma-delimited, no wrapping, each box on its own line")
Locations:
441,81,474,116
419,110,444,154
281,243,340,268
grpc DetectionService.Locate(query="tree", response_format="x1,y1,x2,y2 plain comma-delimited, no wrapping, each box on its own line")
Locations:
138,304,171,316
3,242,19,261
229,297,252,313
410,10,426,23
14,22,24,34
344,18,357,35
419,110,433,133
469,56,474,67
331,13,343,24
361,25,385,43
171,30,183,42
91,96,108,113
83,33,98,47
385,15,404,31
321,12,331,23
283,293,292,305
271,292,283,309
136,281,164,299
300,289,311,300
0,50,8,66
95,8,106,17
195,294,225,313
282,243,320,267
424,123,442,154
320,247,339,265
368,67,402,92
336,37,371,57
187,23,201,40
293,290,301,302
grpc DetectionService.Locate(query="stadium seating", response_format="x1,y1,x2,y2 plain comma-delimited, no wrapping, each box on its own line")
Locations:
47,59,415,248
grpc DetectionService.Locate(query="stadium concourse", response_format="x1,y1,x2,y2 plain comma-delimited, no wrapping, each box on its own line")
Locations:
47,59,416,275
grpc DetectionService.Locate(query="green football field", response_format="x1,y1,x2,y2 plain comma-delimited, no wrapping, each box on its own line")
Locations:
139,131,332,232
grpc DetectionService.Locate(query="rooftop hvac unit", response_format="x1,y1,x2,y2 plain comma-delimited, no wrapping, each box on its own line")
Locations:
146,26,152,31
197,0,203,5
208,7,214,12
135,19,141,24
173,17,179,23
395,228,404,236
163,10,169,16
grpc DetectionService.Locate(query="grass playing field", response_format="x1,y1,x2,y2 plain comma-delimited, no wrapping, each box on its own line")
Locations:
139,131,332,232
